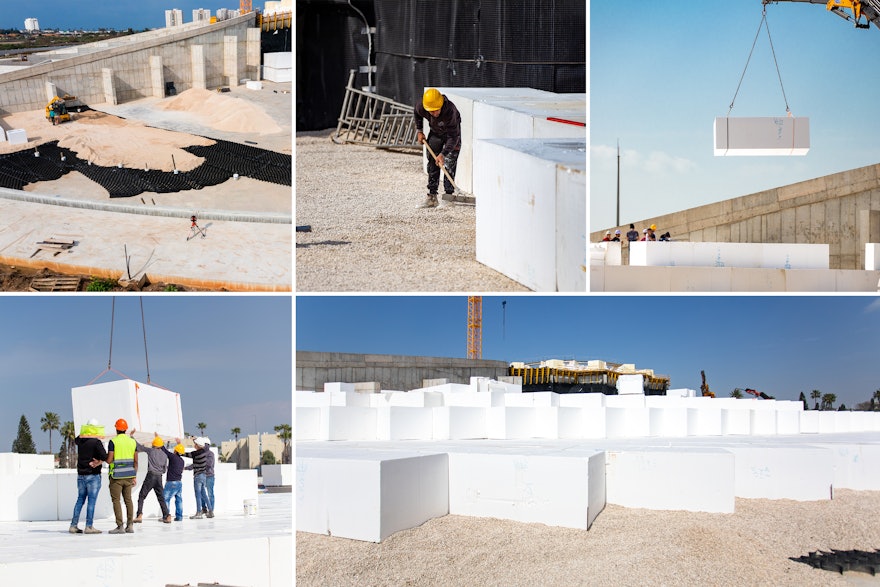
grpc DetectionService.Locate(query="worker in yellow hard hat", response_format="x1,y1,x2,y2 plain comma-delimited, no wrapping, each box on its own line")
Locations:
129,430,173,524
413,87,462,208
160,440,187,521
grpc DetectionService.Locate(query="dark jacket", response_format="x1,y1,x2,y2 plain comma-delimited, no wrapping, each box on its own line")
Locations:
413,97,462,157
75,436,108,476
161,446,185,482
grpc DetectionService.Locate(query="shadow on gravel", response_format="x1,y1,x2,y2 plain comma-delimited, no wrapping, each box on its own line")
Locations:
296,240,351,248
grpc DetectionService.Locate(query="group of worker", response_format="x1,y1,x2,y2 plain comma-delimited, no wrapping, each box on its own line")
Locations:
602,223,672,243
69,418,215,535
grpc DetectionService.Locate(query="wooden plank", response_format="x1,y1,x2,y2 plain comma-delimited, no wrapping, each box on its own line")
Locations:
29,276,81,292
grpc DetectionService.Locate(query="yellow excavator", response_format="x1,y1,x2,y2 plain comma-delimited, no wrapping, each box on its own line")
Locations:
45,96,71,125
700,370,715,398
764,0,880,30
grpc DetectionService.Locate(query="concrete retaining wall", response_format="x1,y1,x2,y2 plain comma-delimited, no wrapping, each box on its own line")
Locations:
592,163,880,270
0,14,260,114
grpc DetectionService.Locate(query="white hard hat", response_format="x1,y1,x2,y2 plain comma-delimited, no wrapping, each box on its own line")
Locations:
202,437,211,446
87,418,99,425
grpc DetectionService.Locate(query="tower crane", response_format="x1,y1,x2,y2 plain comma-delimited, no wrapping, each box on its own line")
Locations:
240,0,253,14
763,0,880,29
467,296,482,360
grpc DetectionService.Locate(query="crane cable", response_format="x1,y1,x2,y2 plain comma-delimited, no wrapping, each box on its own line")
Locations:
727,7,790,116
87,297,153,385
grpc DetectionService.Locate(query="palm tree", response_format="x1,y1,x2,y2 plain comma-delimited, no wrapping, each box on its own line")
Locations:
196,422,207,437
231,427,241,441
730,389,743,399
810,390,821,409
40,412,60,456
274,424,292,464
821,393,837,411
874,389,880,411
60,421,76,468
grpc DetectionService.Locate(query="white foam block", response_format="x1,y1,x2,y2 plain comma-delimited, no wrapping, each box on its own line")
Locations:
474,138,586,292
388,390,443,408
6,128,27,145
558,407,606,439
604,395,645,409
487,407,537,440
606,407,650,438
558,393,604,408
534,407,559,439
324,382,354,393
296,390,330,407
263,51,292,69
444,391,506,408
714,116,809,156
504,393,534,407
799,411,820,434
817,412,837,433
776,410,801,435
750,409,777,435
530,392,560,407
722,409,752,435
866,244,880,271
817,443,880,490
448,450,604,529
728,445,831,500
329,391,371,407
629,241,829,270
606,448,735,513
261,464,292,487
327,406,377,441
297,449,449,542
649,407,688,437
617,374,644,395
834,411,852,433
432,407,487,440
296,406,324,440
687,407,722,436
245,80,263,90
376,407,434,441
71,379,184,441
262,66,291,83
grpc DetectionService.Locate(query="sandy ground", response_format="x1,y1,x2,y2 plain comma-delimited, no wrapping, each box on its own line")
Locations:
297,490,880,587
0,83,291,289
295,130,529,292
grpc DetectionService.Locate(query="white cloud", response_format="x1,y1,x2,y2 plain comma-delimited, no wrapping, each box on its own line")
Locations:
865,298,880,313
593,144,696,176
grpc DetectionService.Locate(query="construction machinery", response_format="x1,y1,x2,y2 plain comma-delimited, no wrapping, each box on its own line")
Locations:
467,296,482,360
764,0,880,29
45,95,84,125
739,387,776,400
700,370,715,398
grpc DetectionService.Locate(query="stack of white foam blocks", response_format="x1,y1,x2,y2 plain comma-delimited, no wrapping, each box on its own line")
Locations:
297,377,880,543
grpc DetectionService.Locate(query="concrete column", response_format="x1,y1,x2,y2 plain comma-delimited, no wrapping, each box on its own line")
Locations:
191,44,207,90
45,81,57,101
101,68,117,105
246,27,261,81
149,55,165,98
223,35,239,87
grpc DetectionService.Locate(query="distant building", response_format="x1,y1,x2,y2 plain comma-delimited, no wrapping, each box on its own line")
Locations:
165,9,184,28
24,18,40,33
216,8,242,21
192,8,212,23
220,433,287,470
264,0,292,14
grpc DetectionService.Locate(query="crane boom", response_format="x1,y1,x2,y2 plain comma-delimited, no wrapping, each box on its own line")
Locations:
763,0,880,29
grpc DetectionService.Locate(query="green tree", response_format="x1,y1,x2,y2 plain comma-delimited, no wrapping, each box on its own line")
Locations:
874,389,880,411
196,422,207,436
821,393,837,411
838,403,847,411
262,450,276,465
274,424,292,464
730,389,743,399
60,421,76,468
810,390,821,410
12,415,36,454
231,427,241,441
798,391,808,411
40,412,60,455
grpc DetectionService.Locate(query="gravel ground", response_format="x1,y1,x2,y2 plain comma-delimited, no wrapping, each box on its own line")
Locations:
297,489,880,587
295,130,528,292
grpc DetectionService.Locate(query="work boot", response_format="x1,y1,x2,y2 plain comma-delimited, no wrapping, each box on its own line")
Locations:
190,512,204,519
174,517,183,522
109,526,126,535
206,510,214,519
133,514,143,523
84,526,102,534
419,193,438,208
125,524,134,534
69,525,83,534
162,514,173,524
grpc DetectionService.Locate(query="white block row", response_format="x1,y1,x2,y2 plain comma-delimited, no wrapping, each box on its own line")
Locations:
629,241,830,270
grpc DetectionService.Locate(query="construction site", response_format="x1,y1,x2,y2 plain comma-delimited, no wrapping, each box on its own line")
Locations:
0,3,293,291
295,1,586,292
590,1,880,292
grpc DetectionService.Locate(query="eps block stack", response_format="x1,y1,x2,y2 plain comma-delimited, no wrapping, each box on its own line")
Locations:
262,51,291,83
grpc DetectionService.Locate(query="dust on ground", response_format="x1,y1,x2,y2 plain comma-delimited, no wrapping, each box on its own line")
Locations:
295,129,529,292
297,489,880,587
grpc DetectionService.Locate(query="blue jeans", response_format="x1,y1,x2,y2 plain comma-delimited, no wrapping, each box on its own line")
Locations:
201,475,215,511
193,473,207,512
71,474,102,528
163,480,183,519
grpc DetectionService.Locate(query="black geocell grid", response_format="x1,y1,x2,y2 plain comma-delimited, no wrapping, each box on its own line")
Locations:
790,549,880,576
0,139,291,198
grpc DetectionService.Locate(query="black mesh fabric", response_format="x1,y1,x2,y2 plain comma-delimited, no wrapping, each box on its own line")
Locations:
374,0,585,107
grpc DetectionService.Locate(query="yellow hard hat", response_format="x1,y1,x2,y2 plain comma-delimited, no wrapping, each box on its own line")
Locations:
423,88,443,112
152,436,164,448
174,444,185,455
650,224,657,231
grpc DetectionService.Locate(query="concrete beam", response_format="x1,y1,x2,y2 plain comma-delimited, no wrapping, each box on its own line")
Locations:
101,68,117,105
191,45,206,90
224,35,239,87
149,55,164,98
247,28,262,80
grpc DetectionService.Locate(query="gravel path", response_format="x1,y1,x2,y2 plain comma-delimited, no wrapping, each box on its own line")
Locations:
297,489,880,587
295,130,528,292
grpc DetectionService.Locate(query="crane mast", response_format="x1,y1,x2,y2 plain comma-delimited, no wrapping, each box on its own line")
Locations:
467,296,482,360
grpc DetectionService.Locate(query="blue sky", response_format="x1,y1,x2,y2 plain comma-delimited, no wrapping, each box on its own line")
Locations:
590,1,880,231
296,295,880,410
0,296,291,454
0,2,243,31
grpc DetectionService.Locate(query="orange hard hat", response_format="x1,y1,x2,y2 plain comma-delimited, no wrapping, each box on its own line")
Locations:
115,418,128,431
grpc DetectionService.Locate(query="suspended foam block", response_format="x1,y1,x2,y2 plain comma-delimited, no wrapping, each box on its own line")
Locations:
714,116,809,156
71,379,184,442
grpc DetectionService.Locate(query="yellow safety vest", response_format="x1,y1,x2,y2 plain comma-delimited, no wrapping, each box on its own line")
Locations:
109,434,136,479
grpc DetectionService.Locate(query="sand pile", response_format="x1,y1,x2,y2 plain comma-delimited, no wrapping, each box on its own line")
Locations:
156,88,282,135
0,109,213,171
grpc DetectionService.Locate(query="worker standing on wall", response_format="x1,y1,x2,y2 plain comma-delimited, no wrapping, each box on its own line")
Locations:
413,88,462,208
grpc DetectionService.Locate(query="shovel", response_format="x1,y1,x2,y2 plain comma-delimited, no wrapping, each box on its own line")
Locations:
423,140,474,204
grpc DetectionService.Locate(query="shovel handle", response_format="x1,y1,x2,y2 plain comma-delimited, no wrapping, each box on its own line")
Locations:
423,140,460,192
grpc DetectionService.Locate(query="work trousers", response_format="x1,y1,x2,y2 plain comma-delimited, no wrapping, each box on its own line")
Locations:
426,133,460,195
193,472,207,512
136,471,169,517
201,475,215,512
164,480,183,520
71,474,102,528
109,476,135,528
